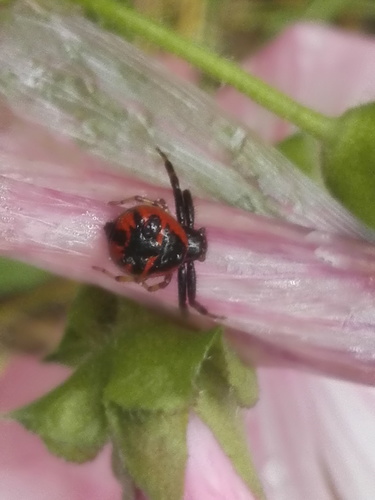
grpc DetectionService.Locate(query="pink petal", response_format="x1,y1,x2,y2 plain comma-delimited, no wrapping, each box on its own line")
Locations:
218,23,375,142
246,368,331,500
247,368,375,500
307,375,375,500
184,414,257,500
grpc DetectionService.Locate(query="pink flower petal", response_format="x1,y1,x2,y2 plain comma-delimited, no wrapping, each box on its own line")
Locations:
247,368,375,500
308,376,375,500
218,23,375,142
246,368,332,500
185,414,257,500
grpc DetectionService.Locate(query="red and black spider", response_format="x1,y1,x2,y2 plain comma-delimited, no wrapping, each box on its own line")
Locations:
94,148,218,318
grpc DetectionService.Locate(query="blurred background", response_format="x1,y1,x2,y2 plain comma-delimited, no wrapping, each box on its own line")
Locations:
106,0,375,58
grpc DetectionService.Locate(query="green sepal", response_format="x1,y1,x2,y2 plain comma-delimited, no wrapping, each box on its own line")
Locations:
278,132,322,183
322,102,375,230
107,404,189,500
208,335,258,408
47,286,118,366
105,299,219,411
195,359,263,499
10,349,111,462
10,285,261,498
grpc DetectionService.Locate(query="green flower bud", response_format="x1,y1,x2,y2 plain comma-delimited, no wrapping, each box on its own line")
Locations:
278,132,322,182
322,103,375,230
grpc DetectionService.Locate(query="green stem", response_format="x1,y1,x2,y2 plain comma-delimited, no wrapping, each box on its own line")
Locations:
72,0,338,141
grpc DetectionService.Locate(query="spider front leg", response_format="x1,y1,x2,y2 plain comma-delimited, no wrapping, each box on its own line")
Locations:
186,261,224,319
178,264,188,315
92,266,136,283
108,196,170,213
156,148,186,225
183,189,194,229
186,261,209,316
93,266,173,294
141,273,173,292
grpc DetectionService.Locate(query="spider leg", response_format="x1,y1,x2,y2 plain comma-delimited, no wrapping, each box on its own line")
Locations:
92,266,136,283
156,148,186,225
94,266,173,294
183,189,194,229
178,264,188,315
109,196,170,213
183,188,207,262
186,261,208,315
141,273,173,292
186,261,223,319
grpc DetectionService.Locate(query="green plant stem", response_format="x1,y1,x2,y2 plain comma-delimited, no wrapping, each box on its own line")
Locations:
72,0,338,141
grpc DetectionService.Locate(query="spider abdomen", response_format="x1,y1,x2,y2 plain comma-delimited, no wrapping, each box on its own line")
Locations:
105,205,189,278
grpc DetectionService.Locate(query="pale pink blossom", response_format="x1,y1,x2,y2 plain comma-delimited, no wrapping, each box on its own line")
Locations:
218,23,375,142
1,2,375,500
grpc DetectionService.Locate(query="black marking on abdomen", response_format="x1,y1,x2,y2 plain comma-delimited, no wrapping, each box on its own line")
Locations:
105,222,127,246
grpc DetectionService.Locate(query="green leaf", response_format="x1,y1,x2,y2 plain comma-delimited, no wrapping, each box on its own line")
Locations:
105,300,219,411
107,404,189,500
209,336,258,408
322,102,375,230
195,361,263,499
47,285,118,366
11,350,110,462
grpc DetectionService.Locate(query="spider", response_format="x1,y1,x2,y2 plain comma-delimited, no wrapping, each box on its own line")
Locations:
94,148,219,318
